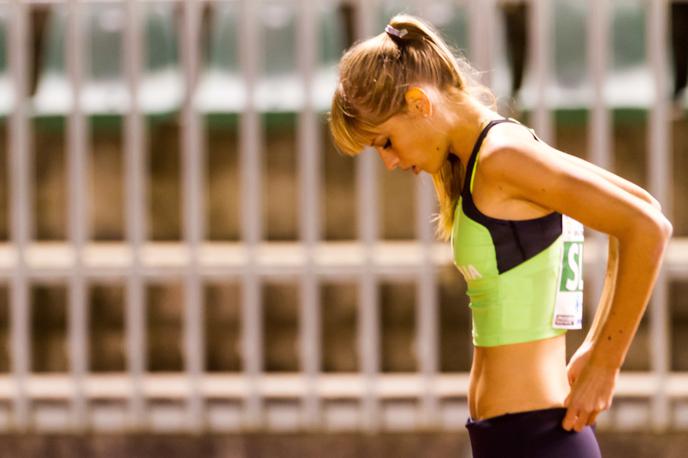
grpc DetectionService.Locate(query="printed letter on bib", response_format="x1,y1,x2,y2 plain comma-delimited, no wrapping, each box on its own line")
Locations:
553,215,584,329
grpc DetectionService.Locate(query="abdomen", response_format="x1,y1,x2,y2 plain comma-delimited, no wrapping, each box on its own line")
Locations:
468,333,570,421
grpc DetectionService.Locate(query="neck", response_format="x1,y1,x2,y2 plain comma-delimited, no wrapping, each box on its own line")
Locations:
446,94,502,166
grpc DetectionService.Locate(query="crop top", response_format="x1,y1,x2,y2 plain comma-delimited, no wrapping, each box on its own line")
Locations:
450,118,584,347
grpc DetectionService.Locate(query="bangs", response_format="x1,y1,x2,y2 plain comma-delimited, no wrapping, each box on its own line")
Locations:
328,88,380,157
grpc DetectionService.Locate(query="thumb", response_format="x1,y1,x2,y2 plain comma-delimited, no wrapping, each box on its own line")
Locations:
563,391,571,407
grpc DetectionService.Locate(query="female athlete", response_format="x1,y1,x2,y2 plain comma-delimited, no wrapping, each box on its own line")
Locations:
328,14,672,458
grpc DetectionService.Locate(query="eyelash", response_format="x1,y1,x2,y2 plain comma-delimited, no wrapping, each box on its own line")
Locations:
383,138,392,149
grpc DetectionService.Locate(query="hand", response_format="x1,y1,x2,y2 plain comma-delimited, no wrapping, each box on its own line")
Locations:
562,342,619,432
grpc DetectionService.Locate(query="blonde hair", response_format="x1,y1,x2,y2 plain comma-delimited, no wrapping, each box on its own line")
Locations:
328,14,496,241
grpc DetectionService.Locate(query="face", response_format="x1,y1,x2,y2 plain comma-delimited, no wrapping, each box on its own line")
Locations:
370,89,451,175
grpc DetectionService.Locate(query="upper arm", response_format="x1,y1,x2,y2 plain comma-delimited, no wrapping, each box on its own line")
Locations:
480,142,672,240
553,148,662,211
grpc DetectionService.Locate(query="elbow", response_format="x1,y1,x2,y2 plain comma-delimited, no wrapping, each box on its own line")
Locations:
660,215,673,239
642,193,672,239
642,195,672,240
647,214,673,245
621,212,672,248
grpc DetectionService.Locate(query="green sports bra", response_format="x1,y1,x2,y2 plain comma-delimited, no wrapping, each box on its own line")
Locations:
450,118,584,347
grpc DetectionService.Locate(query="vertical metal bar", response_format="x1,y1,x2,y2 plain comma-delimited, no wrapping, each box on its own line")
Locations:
66,0,89,430
588,0,611,170
297,0,321,429
124,0,147,431
413,0,440,430
646,0,670,433
586,0,610,366
530,0,553,142
358,215,379,433
415,175,440,428
239,0,263,428
355,0,380,432
468,0,496,88
181,0,205,433
8,0,31,431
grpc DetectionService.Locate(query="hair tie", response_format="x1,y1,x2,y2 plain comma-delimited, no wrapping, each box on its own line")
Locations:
385,24,408,39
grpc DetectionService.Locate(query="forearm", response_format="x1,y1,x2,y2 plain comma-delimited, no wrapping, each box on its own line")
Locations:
589,221,671,369
584,235,619,345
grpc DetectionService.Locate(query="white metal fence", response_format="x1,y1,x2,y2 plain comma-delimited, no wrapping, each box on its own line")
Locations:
0,0,686,433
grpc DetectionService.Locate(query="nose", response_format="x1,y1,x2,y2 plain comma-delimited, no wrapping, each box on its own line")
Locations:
377,147,399,170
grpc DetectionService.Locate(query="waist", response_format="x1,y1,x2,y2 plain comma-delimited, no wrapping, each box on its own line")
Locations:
468,334,570,420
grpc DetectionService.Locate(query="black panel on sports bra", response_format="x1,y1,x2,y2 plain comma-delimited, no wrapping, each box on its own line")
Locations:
461,118,563,274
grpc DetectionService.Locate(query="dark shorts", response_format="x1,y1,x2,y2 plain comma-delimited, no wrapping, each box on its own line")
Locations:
465,407,602,458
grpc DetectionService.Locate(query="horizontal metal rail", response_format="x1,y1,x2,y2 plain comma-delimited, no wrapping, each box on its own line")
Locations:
0,372,686,401
0,239,687,278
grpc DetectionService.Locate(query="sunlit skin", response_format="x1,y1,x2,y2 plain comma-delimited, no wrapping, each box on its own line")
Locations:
366,84,672,434
369,86,503,175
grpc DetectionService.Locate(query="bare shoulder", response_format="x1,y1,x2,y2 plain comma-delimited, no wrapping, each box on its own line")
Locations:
476,122,671,238
477,121,568,197
480,121,662,211
478,122,564,204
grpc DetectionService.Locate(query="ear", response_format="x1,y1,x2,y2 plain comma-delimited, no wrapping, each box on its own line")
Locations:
405,86,433,118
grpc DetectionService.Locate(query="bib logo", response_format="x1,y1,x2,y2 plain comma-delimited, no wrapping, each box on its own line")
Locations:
560,241,584,292
457,264,482,281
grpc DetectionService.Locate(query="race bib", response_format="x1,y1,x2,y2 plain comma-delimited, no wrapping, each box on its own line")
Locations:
552,215,584,329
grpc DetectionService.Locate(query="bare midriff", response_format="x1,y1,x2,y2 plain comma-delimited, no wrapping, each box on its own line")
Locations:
468,333,571,421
